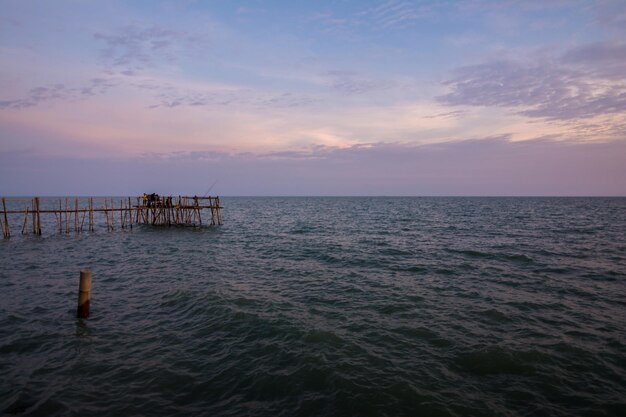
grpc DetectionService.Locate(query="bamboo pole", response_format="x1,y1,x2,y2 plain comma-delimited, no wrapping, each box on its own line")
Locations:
75,198,79,233
217,197,222,225
104,200,109,231
22,208,29,235
33,199,37,234
36,197,42,235
90,198,94,232
109,202,114,231
33,198,36,235
65,198,69,233
87,199,90,232
109,207,113,230
80,209,87,232
129,200,132,228
167,202,171,226
2,198,9,238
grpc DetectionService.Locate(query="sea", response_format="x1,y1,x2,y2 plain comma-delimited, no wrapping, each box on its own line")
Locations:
1,197,625,416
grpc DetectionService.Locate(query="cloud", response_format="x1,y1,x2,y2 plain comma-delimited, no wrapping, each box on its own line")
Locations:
423,110,466,120
94,24,193,73
4,136,624,196
1,23,196,110
0,84,70,109
0,78,119,109
313,0,435,35
78,78,119,97
438,42,626,121
592,0,626,33
147,86,319,110
563,42,626,80
127,73,322,110
323,70,394,95
357,0,433,29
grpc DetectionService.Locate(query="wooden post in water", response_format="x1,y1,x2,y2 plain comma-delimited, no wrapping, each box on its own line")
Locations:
128,197,133,229
89,198,94,232
0,209,4,238
22,207,29,235
103,200,108,230
216,197,222,225
1,197,9,238
33,199,37,234
36,197,41,235
75,198,79,233
65,198,70,234
80,208,87,232
77,269,92,318
58,200,61,233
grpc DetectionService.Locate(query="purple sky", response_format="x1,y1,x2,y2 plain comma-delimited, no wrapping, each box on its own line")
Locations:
1,1,625,196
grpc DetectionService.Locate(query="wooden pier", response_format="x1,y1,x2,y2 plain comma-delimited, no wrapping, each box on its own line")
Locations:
0,196,222,238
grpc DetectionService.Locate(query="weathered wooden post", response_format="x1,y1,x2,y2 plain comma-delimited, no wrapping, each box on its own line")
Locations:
32,198,37,235
128,197,133,229
89,198,94,232
22,207,29,235
36,197,42,235
2,197,9,238
77,269,92,318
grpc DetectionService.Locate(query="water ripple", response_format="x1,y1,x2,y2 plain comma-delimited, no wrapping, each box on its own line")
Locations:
1,197,625,416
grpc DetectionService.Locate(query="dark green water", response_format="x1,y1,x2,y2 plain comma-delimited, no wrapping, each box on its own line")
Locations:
1,197,625,416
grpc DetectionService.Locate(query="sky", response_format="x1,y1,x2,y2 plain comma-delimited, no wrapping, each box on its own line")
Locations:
1,0,625,196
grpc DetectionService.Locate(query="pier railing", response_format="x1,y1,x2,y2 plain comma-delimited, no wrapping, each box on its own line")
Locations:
0,196,222,238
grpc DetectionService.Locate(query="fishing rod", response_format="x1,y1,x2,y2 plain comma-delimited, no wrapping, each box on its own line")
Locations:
202,179,218,197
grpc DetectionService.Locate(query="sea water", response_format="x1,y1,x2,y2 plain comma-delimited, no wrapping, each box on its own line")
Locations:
1,197,625,416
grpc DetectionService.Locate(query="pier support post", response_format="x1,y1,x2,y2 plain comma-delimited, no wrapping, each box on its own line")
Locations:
2,197,9,238
77,269,92,318
36,197,41,235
